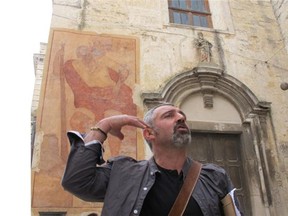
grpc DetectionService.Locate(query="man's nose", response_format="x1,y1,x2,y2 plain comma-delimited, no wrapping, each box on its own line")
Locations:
176,113,185,123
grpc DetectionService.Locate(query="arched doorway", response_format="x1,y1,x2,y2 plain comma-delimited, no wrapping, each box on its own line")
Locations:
142,63,274,216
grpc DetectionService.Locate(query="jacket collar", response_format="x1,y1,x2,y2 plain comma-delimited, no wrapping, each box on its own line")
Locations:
148,156,193,178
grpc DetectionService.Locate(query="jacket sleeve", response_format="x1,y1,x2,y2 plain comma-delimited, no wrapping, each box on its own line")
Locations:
205,163,243,216
220,167,243,216
61,131,111,202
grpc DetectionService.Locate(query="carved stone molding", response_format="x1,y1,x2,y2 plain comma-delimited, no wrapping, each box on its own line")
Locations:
142,62,271,121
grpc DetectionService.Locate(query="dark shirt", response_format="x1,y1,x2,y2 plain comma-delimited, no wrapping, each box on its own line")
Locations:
140,164,203,216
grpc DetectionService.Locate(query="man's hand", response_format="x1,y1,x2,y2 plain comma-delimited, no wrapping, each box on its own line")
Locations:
98,115,148,139
84,115,148,143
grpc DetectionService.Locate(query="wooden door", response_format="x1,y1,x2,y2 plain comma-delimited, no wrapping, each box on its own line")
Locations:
189,132,250,215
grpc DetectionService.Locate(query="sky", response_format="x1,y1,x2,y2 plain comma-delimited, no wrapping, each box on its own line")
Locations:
1,0,52,214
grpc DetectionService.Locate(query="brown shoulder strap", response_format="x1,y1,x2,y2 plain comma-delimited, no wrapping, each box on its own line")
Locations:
168,160,202,216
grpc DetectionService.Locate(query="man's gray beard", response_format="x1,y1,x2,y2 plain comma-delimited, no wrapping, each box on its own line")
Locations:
172,132,191,148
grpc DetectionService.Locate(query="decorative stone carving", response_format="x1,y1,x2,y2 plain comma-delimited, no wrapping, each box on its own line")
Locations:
203,91,214,108
194,32,213,62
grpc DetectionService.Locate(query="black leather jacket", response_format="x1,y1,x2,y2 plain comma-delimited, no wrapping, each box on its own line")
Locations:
62,131,238,216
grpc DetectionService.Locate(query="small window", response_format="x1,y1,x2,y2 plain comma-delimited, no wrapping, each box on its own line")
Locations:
168,0,212,28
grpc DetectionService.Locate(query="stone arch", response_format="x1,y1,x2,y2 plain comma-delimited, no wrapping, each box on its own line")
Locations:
142,63,276,215
142,63,270,120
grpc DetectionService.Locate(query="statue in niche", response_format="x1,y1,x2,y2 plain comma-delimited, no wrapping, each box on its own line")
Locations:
194,32,213,62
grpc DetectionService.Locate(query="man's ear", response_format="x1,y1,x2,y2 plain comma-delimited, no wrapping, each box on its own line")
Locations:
143,127,155,140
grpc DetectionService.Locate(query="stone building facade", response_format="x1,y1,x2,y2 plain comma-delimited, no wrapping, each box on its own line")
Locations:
31,0,288,215
271,0,288,52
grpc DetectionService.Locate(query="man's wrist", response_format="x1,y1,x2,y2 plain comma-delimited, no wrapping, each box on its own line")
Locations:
90,127,107,139
84,128,107,144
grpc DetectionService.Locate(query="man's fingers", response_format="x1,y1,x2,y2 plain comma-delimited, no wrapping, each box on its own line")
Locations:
125,116,148,129
98,115,149,140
